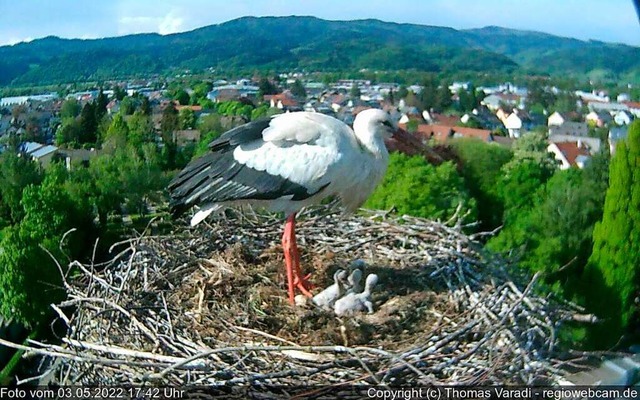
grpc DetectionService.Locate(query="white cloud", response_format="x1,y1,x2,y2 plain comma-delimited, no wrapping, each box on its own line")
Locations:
158,11,184,35
118,9,185,36
1,37,34,46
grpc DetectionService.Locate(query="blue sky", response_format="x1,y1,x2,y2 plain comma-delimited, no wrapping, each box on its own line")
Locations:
0,0,638,46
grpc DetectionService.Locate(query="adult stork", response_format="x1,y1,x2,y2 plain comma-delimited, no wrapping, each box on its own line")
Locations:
168,109,399,304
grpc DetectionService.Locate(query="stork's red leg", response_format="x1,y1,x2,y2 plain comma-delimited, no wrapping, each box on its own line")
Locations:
282,216,297,304
282,214,313,304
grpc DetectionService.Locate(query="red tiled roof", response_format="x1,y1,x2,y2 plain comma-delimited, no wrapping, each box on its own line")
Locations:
451,126,493,141
554,142,590,166
430,113,459,126
399,123,492,143
624,101,640,109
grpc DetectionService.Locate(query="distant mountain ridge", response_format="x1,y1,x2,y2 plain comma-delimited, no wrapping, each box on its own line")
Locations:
0,16,638,86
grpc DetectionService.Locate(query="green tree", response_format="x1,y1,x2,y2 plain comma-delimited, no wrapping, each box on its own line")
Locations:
113,85,126,101
397,85,409,99
103,113,129,150
350,85,361,98
258,77,278,98
0,152,43,225
139,96,151,116
55,118,82,147
585,120,640,347
79,102,97,144
251,105,269,121
0,166,93,326
160,105,179,135
450,138,513,231
435,83,453,111
95,89,109,121
179,108,196,130
193,82,213,100
365,153,477,224
119,96,136,115
60,98,81,119
127,111,154,148
174,89,190,106
290,79,306,98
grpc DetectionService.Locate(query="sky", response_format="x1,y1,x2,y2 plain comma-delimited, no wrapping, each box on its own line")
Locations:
0,0,638,47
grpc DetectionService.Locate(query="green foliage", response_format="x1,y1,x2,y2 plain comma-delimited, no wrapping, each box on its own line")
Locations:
119,96,136,115
174,89,190,106
1,18,638,86
0,152,43,226
192,82,213,99
365,153,477,223
79,102,97,144
193,130,222,158
258,77,279,98
113,86,126,101
350,85,361,98
127,111,154,148
179,108,196,130
450,139,513,231
489,167,605,291
0,165,93,327
251,105,269,121
290,79,306,98
396,85,409,99
103,113,129,150
160,105,179,135
503,131,557,174
585,120,640,347
60,98,81,119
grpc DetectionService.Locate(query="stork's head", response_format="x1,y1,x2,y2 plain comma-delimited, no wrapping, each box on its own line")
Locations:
354,108,398,140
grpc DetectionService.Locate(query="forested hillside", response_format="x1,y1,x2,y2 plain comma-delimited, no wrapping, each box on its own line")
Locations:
1,16,638,86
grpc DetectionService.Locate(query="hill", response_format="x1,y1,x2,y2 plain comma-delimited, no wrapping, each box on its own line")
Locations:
0,16,638,86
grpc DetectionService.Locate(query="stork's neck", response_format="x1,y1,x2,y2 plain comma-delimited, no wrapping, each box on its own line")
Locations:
353,125,389,159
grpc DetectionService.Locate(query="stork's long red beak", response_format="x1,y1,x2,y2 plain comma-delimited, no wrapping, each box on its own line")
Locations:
386,128,444,165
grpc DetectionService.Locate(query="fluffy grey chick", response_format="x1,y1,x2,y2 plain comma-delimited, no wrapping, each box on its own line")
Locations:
345,268,363,294
334,274,379,316
312,269,348,309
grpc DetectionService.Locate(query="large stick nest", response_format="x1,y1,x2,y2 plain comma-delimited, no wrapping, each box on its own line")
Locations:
26,207,592,388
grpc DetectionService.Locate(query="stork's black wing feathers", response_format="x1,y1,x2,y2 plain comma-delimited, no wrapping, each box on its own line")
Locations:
168,118,329,217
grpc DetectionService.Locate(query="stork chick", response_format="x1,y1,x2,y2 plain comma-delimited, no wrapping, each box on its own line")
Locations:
312,269,348,309
334,274,379,316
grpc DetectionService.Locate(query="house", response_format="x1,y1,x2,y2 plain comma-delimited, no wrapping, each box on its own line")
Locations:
19,141,58,167
547,142,591,170
264,92,301,111
401,123,493,144
504,113,523,138
614,111,632,126
623,101,640,118
585,111,612,127
609,126,628,155
207,88,241,102
547,111,567,126
548,122,589,137
422,111,459,126
588,101,629,114
549,134,601,153
106,100,120,115
481,94,503,111
58,148,101,169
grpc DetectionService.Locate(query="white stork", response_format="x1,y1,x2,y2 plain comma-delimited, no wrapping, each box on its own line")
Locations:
168,109,399,304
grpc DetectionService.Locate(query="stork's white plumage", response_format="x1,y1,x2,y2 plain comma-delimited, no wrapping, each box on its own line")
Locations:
168,109,397,304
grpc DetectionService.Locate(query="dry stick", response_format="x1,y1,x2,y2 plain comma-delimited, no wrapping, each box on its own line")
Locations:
60,338,206,368
58,297,156,343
